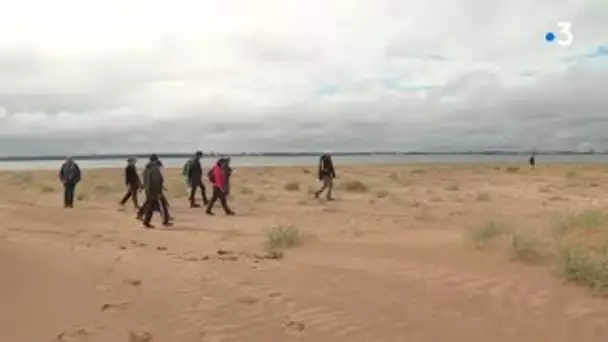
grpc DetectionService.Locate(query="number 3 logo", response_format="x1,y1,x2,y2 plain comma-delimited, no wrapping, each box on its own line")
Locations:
557,21,573,46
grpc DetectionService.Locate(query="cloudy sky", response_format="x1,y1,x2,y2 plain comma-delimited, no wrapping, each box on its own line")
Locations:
0,0,606,155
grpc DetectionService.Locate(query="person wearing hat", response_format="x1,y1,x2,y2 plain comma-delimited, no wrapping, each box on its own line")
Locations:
314,151,336,201
187,150,209,208
119,157,141,209
137,154,172,228
58,156,81,208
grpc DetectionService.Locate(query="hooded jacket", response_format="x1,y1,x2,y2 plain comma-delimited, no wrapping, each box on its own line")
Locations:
59,162,81,184
210,161,226,189
318,154,336,180
125,163,141,187
188,157,203,182
142,161,164,196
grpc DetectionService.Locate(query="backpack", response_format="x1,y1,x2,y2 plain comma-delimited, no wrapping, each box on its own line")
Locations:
207,168,215,183
181,160,192,177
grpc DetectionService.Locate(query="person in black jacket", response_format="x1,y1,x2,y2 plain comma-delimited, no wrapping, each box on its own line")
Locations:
187,150,209,208
119,157,141,209
137,154,172,228
58,156,81,208
314,152,336,201
529,153,536,170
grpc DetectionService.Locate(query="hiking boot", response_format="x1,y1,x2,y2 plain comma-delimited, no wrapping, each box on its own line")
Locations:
143,223,154,229
205,210,215,216
190,203,201,208
162,222,173,228
226,211,235,216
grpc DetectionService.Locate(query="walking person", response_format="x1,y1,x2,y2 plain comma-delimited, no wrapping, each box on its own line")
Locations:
314,152,336,201
222,156,233,197
58,156,81,208
119,157,141,209
529,153,536,170
136,158,161,220
205,158,235,216
138,154,172,228
187,150,209,208
181,158,193,194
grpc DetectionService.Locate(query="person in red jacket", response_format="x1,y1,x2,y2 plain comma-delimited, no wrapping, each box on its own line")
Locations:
205,158,235,216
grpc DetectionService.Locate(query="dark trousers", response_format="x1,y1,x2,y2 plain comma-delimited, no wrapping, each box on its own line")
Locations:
206,187,232,214
315,174,333,199
140,193,170,225
63,182,76,207
120,185,140,208
188,179,208,205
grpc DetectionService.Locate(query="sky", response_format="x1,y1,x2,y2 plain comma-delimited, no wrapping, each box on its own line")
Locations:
0,0,606,156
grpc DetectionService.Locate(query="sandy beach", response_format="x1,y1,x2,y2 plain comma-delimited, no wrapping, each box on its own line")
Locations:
2,163,608,342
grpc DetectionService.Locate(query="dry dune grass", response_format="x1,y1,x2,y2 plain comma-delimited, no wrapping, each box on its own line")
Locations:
2,163,608,341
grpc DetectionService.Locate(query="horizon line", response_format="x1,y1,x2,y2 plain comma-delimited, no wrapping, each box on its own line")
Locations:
0,150,602,161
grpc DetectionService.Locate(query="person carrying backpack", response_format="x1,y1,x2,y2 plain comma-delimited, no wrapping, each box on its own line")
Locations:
314,152,336,201
205,158,235,216
138,154,172,228
182,158,192,186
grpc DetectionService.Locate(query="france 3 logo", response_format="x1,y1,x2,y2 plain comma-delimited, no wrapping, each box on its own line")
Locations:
545,22,573,46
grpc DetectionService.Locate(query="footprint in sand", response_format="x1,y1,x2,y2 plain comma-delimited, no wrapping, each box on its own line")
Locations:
123,278,142,286
56,327,91,341
237,296,260,305
131,240,148,247
219,255,239,261
285,320,306,332
101,301,129,312
129,331,153,342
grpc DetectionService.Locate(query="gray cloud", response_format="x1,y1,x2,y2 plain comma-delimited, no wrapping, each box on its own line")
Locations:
0,0,606,156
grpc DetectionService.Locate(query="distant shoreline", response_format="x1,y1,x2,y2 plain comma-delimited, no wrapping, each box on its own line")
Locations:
0,151,601,162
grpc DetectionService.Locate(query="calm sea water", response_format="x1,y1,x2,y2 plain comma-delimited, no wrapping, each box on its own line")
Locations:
1,154,608,170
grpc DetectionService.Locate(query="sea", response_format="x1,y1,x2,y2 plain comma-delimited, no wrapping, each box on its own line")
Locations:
1,154,608,170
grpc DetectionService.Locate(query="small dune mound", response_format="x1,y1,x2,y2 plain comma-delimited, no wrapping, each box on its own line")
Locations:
341,180,368,192
239,186,254,195
284,181,300,191
475,191,491,201
445,183,459,191
376,190,389,198
39,185,55,193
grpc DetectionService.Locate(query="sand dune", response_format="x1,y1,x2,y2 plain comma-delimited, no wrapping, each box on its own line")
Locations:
1,163,608,341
